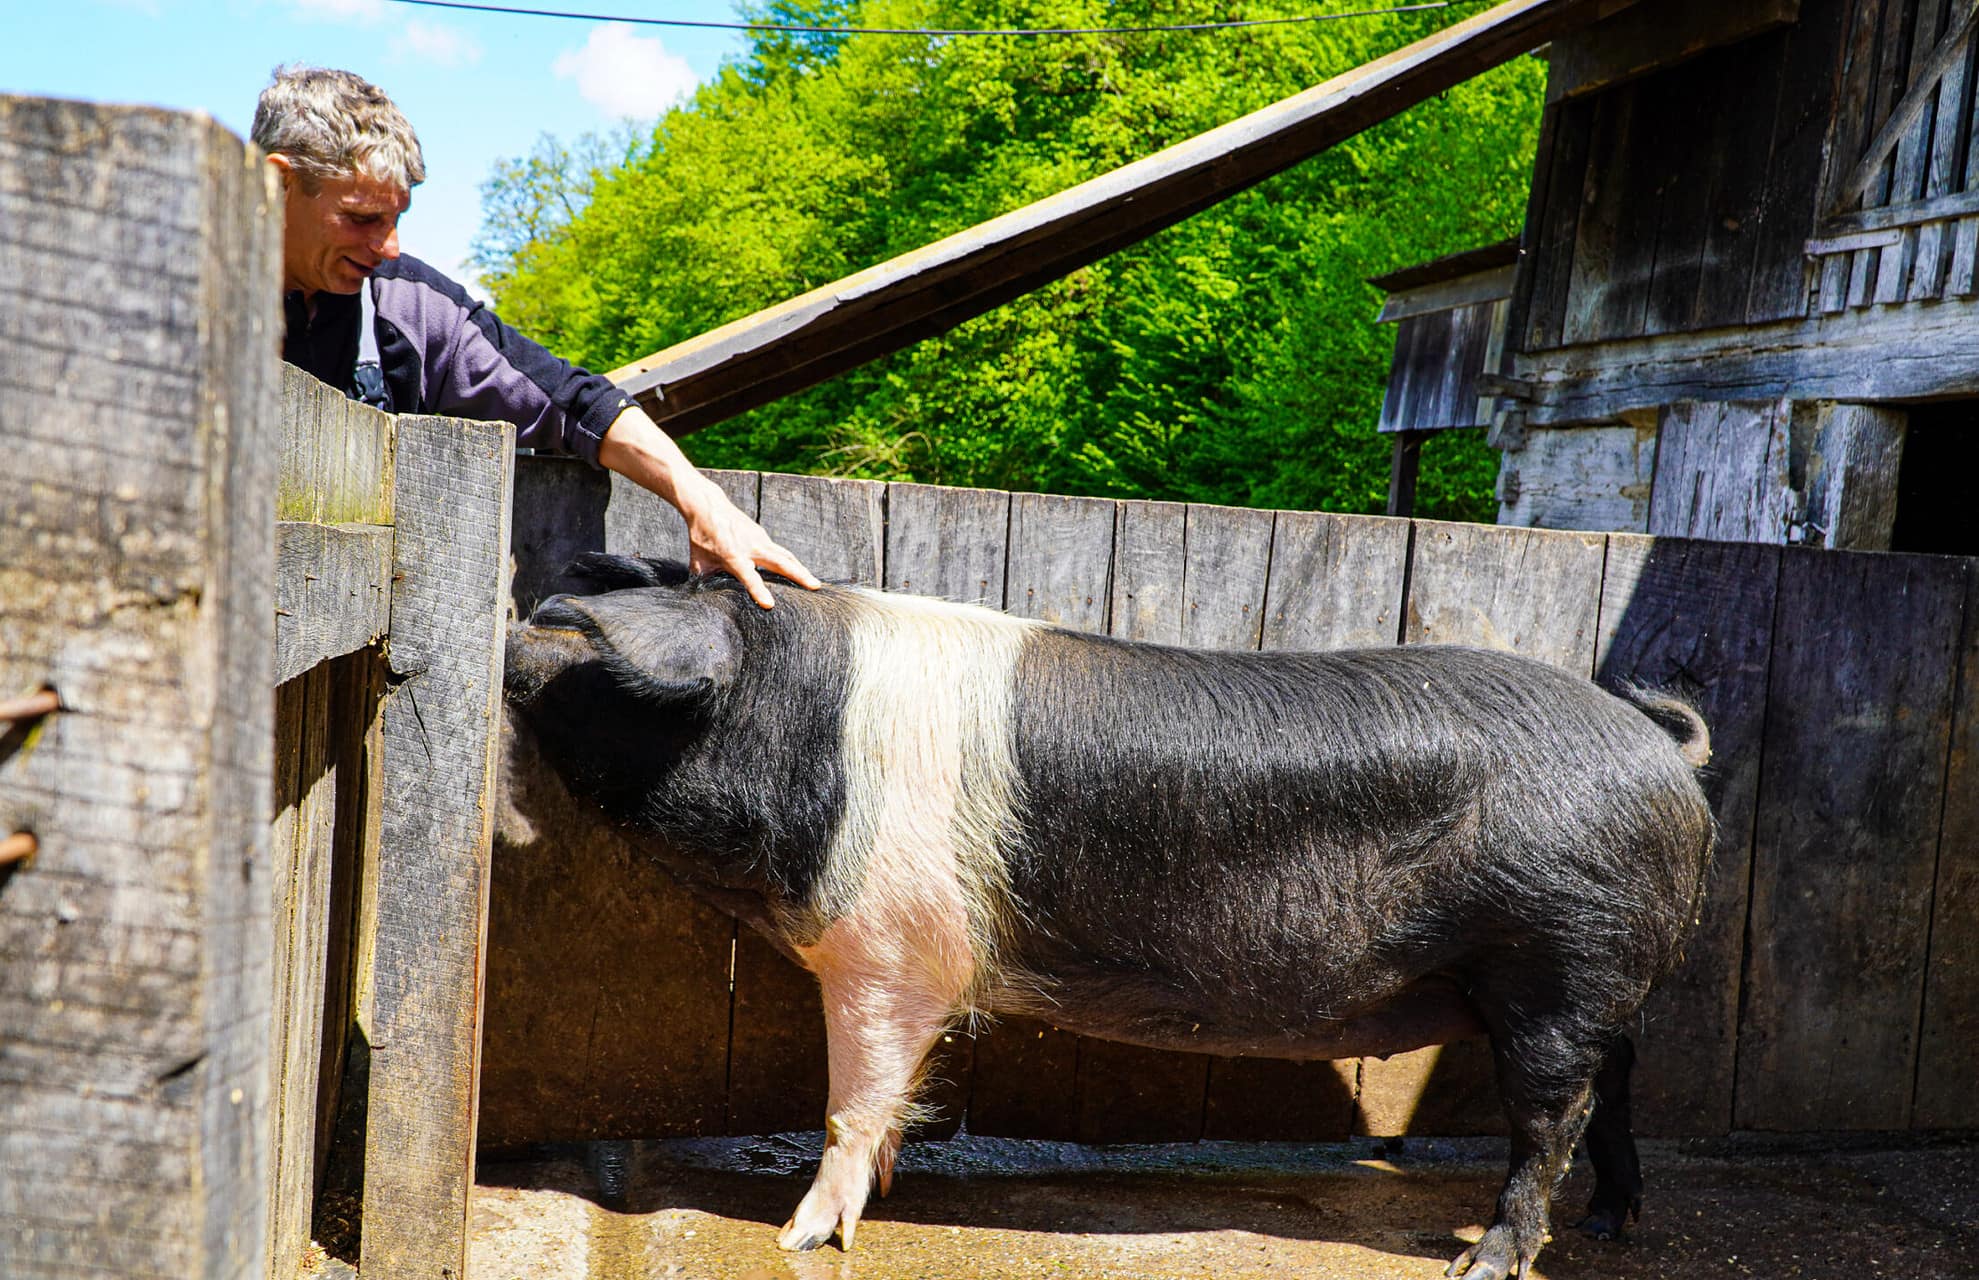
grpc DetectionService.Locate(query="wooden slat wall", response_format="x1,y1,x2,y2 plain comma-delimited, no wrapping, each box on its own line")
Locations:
0,97,282,1279
493,460,1979,1144
1522,0,1857,348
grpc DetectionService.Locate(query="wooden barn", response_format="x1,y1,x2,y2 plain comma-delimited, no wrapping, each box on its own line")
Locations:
1377,0,1979,552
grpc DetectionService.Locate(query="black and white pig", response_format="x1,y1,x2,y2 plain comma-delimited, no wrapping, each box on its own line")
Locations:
502,554,1715,1280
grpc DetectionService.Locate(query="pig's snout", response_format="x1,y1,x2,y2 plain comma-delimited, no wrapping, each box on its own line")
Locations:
504,611,598,705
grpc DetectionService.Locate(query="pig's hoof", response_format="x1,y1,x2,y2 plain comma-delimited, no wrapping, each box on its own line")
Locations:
777,1227,830,1252
1444,1226,1526,1280
1574,1206,1629,1241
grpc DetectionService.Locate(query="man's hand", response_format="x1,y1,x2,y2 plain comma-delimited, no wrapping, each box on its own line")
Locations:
673,472,821,609
597,404,823,608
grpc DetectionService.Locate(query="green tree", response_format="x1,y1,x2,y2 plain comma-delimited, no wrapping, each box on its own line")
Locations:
479,0,1541,519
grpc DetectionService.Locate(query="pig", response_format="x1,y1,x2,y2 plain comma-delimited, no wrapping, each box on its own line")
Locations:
502,554,1715,1280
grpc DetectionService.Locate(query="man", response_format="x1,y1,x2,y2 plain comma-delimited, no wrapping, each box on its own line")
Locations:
254,65,818,608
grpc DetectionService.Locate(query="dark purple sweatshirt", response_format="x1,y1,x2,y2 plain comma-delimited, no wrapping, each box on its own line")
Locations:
281,254,635,465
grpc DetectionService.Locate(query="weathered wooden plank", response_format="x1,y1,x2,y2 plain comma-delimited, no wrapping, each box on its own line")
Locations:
360,414,514,1280
1907,3,1971,300
609,0,1631,434
1375,263,1517,323
1002,493,1117,629
1260,512,1411,652
1405,520,1607,669
1596,535,1780,1136
1914,556,1979,1128
268,664,337,1280
1513,300,1979,424
1563,81,1647,344
1749,0,1862,321
1512,98,1580,354
1181,505,1276,651
1371,521,1605,1133
1379,304,1500,433
970,490,1117,1139
1646,399,1791,544
509,455,610,615
1547,0,1798,101
0,96,281,1280
1641,54,1729,334
884,483,1011,605
758,473,884,586
278,365,395,525
274,521,393,685
1496,420,1657,533
1852,0,1919,305
1110,499,1186,644
1799,401,1907,550
1737,547,1965,1131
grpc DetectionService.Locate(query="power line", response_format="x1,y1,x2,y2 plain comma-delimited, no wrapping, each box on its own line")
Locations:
386,0,1484,38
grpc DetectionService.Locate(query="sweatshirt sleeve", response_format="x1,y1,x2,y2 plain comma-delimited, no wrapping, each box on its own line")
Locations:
371,255,635,466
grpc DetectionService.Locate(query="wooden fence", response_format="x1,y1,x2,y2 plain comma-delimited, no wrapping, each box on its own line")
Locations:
2,100,511,1280
490,457,1979,1150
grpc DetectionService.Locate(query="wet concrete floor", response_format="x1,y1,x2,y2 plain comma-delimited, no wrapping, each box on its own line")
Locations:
460,1132,1979,1279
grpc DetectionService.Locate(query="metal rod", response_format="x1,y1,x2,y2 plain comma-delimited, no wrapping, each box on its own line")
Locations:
0,833,37,868
0,690,60,725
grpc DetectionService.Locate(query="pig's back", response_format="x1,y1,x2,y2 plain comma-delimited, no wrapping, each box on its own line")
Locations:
993,631,1711,1030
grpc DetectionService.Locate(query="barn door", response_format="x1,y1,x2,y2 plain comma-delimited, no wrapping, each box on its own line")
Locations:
1810,0,1979,307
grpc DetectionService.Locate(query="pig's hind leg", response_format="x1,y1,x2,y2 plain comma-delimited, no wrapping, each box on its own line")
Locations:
1445,968,1622,1280
777,947,962,1252
1575,1034,1642,1239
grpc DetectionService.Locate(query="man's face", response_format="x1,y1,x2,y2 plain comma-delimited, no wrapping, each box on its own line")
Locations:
275,158,410,297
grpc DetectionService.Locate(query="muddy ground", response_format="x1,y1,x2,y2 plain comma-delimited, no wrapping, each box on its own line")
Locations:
392,1132,1979,1280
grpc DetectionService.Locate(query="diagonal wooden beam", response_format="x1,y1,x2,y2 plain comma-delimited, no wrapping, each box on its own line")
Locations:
1842,2,1979,203
609,0,1634,435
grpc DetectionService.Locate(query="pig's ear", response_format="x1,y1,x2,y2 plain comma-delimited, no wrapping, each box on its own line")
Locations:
564,553,692,592
578,593,740,700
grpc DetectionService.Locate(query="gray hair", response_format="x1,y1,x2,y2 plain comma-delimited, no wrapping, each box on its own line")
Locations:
252,65,426,192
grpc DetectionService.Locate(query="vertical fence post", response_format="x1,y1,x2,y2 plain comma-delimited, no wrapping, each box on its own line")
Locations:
359,414,514,1279
0,97,283,1276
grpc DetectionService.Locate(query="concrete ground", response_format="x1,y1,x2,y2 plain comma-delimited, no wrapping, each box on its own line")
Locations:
454,1132,1979,1280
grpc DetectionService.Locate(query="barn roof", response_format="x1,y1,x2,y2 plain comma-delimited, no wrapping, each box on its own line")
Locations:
608,0,1632,435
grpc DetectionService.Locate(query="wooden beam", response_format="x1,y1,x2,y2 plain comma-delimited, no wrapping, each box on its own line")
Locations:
274,521,394,685
0,96,283,1279
1511,301,1979,425
1546,0,1798,103
611,0,1630,435
359,414,514,1280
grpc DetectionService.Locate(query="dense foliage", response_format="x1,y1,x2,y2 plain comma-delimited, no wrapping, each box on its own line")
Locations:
475,1,1544,519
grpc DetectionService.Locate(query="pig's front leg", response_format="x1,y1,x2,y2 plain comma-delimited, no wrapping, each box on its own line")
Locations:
778,927,963,1251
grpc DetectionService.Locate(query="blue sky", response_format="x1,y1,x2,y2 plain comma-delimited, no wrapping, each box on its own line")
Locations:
4,0,752,295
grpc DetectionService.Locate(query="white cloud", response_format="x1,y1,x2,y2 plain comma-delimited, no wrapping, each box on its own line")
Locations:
552,22,697,121
402,19,483,67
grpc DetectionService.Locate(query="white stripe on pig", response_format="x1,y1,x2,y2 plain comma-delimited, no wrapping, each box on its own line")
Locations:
812,588,1038,996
